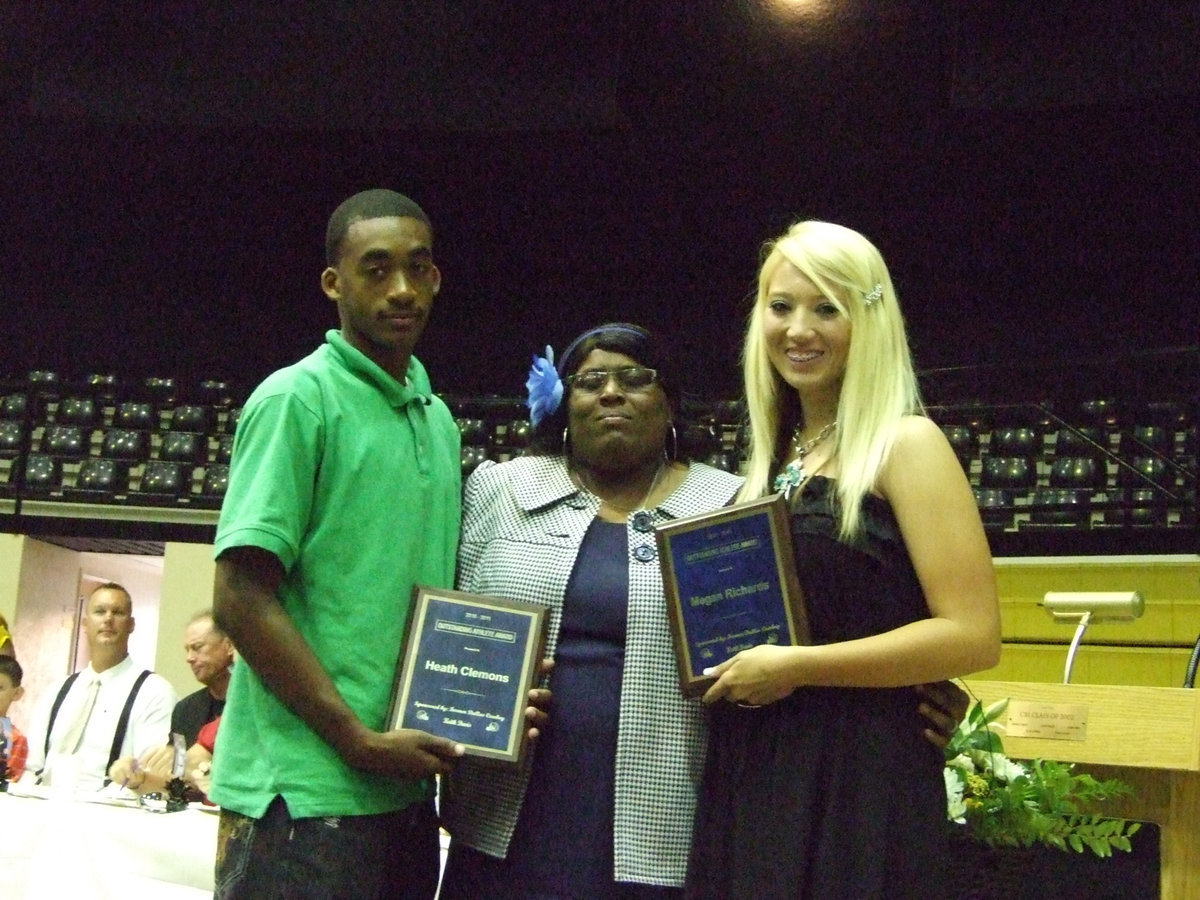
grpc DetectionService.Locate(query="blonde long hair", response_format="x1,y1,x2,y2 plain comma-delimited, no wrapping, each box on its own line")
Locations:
739,220,924,539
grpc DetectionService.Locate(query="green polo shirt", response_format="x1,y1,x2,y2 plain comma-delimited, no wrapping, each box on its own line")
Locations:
210,330,461,818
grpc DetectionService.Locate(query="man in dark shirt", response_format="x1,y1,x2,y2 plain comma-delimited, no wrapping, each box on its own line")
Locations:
171,610,234,746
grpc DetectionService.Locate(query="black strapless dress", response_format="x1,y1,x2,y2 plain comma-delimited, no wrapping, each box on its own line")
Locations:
687,477,949,898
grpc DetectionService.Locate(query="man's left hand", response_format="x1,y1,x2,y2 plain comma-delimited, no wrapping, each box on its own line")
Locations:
916,680,969,749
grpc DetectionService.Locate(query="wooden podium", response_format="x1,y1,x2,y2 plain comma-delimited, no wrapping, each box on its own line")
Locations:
967,680,1200,900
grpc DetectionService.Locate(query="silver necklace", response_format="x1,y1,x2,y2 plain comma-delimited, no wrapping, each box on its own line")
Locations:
773,422,837,500
573,460,666,513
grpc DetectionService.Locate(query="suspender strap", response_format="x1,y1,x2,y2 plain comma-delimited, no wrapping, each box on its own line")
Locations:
43,671,81,759
39,668,153,783
105,670,151,783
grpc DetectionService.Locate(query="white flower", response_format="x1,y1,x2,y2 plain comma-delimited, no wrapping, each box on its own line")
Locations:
946,753,976,775
994,755,1029,784
965,748,1028,784
943,696,1139,855
944,767,967,823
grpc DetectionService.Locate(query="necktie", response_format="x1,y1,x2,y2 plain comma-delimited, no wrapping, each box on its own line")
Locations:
57,675,100,755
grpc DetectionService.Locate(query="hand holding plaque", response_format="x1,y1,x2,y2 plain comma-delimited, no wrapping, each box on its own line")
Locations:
387,587,549,764
655,494,810,696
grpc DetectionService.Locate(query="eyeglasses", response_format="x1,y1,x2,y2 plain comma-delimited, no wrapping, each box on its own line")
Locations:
565,366,659,393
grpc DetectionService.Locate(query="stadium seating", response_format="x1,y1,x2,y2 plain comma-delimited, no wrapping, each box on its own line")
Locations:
0,353,1193,554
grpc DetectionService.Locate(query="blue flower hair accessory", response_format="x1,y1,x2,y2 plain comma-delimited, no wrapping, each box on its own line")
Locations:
526,346,564,427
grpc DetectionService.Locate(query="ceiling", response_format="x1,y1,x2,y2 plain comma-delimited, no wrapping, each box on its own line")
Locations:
2,2,1198,398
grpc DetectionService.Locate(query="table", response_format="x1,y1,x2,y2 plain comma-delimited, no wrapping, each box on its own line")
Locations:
1,790,218,898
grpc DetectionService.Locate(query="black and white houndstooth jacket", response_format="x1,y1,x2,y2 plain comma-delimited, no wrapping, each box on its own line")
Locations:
439,454,743,887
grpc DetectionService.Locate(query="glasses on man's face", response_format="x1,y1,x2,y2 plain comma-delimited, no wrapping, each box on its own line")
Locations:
565,366,659,394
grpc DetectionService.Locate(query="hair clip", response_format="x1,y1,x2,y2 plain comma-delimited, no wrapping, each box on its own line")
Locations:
863,283,883,307
526,346,563,427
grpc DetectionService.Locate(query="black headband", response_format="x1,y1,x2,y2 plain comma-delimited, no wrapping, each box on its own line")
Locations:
557,323,651,376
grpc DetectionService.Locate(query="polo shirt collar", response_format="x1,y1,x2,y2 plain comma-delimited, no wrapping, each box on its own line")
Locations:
325,329,434,408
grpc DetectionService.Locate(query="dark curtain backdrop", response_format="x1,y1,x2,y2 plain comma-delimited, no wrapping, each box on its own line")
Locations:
3,1,1197,399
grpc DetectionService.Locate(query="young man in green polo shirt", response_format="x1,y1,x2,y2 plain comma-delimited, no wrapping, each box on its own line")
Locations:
210,189,467,898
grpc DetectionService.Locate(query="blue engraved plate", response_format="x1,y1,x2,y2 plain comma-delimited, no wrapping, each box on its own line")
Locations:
391,588,548,763
656,495,808,696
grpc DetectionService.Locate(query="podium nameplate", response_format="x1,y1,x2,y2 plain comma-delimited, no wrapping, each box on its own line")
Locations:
1005,701,1089,741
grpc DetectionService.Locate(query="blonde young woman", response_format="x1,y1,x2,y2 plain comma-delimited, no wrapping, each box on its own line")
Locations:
687,221,1001,898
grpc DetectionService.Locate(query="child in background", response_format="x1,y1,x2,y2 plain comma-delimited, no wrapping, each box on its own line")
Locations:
0,655,29,781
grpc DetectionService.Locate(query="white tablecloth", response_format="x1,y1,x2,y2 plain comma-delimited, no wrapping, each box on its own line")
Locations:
1,790,218,898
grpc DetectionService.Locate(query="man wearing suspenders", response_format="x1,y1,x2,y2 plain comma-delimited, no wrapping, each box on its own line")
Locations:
22,582,176,793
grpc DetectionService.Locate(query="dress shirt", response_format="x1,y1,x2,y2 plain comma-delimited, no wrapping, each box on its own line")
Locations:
24,655,176,793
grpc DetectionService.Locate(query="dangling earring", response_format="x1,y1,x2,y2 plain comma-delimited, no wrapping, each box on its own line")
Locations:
562,427,570,455
667,424,678,462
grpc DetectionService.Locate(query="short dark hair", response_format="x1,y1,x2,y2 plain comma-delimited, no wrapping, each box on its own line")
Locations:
325,189,432,266
0,654,22,686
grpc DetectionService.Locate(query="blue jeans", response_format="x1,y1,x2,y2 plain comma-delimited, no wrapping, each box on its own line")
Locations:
215,795,440,899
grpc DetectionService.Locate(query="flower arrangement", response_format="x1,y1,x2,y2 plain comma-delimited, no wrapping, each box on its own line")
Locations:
944,698,1140,858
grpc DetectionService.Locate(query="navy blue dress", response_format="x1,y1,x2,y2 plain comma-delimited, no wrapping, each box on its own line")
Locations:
686,477,949,898
440,520,681,899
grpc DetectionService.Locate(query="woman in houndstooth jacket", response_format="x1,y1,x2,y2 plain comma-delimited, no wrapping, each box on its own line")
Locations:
438,323,742,899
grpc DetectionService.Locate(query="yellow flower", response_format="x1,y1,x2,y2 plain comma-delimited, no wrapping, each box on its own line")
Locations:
966,773,990,798
946,697,1140,856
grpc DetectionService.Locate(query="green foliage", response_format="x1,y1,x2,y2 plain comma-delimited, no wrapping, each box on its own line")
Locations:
943,699,1141,858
